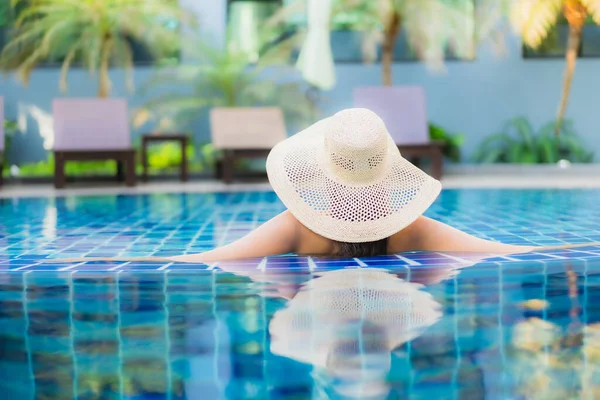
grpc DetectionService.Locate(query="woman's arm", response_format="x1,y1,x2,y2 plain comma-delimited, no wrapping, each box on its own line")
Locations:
392,216,534,254
393,216,600,254
169,211,299,263
48,211,300,264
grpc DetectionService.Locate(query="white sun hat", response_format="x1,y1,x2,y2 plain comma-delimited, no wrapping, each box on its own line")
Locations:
266,108,442,243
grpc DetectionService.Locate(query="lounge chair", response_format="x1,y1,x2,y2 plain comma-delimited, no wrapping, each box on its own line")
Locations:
210,107,287,183
354,86,444,179
53,98,136,188
0,96,4,187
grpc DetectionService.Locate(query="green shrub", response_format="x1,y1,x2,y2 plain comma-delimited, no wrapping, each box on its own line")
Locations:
472,117,593,164
6,142,218,178
429,123,465,163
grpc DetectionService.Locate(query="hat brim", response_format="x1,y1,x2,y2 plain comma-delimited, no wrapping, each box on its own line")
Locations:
266,118,442,243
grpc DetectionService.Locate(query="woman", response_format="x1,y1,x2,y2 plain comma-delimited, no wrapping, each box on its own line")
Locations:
56,108,596,264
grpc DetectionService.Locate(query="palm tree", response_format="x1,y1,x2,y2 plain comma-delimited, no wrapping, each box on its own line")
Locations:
330,0,476,86
0,0,194,97
510,0,600,133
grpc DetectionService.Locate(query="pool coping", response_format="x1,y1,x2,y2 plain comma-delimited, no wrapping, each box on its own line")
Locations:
2,173,600,199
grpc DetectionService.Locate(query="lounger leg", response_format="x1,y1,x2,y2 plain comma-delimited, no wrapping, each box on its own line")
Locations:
180,138,188,182
215,159,223,180
116,160,124,182
141,140,149,183
222,152,234,184
431,148,443,180
125,153,136,187
54,151,66,189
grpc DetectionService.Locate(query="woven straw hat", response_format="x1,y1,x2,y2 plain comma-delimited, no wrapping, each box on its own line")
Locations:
266,108,442,243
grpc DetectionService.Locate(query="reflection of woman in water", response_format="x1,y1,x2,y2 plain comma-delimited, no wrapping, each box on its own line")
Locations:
209,255,480,398
57,108,598,264
268,269,442,399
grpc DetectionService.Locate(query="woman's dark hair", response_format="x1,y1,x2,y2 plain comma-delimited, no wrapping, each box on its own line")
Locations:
334,237,389,258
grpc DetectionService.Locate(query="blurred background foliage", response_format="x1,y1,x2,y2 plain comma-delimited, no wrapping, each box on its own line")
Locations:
0,0,194,97
0,0,598,173
135,43,317,133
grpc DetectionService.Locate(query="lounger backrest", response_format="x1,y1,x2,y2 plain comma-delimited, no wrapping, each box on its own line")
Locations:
0,97,4,152
354,86,430,145
53,98,131,150
210,107,287,150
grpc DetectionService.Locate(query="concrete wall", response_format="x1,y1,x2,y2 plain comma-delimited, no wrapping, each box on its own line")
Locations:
2,0,600,164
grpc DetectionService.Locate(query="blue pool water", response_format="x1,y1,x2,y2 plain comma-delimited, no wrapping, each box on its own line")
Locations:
2,190,600,399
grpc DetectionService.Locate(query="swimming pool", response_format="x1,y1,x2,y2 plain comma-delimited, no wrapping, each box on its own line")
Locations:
2,190,600,399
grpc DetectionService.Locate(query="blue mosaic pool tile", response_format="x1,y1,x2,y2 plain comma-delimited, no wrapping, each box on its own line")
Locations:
509,253,561,261
361,259,411,267
312,259,362,269
2,190,600,273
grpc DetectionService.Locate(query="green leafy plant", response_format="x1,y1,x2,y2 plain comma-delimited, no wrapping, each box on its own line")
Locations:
17,154,116,177
3,119,18,134
11,141,214,178
429,123,464,162
144,141,216,173
137,43,316,131
136,42,316,169
0,0,194,97
330,0,381,31
146,142,194,171
0,0,11,28
472,117,593,164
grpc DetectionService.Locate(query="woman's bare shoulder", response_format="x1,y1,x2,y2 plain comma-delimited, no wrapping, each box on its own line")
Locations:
293,214,336,256
388,216,531,254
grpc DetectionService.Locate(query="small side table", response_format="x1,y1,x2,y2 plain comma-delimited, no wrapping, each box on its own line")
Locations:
141,134,189,182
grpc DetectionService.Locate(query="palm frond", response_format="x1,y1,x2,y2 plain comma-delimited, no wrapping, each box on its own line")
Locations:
510,0,563,48
142,41,316,131
59,44,78,92
400,0,476,68
580,0,600,24
504,117,536,150
0,0,193,96
474,0,513,42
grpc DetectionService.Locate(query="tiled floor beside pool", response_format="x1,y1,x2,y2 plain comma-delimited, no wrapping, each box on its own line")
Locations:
2,190,600,399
